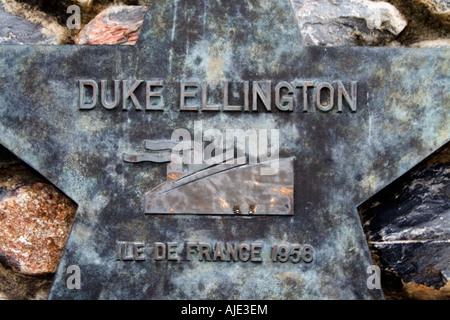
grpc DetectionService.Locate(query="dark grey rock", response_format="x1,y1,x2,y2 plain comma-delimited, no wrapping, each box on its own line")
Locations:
0,2,58,44
359,142,450,297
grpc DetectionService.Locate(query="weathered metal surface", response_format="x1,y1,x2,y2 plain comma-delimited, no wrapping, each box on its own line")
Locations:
144,157,294,215
0,0,448,299
125,135,295,215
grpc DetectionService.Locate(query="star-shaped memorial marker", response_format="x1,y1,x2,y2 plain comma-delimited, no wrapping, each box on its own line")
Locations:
0,0,448,299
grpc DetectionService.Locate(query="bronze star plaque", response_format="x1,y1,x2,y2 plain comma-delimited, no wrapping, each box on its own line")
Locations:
0,0,448,299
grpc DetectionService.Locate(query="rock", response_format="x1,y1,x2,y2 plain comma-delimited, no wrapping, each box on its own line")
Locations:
75,5,147,45
0,262,53,300
0,1,58,44
0,181,77,274
401,281,450,300
380,0,450,45
76,0,93,8
291,0,407,46
359,142,450,299
0,146,77,275
410,38,450,47
0,0,71,44
415,0,450,25
443,270,450,283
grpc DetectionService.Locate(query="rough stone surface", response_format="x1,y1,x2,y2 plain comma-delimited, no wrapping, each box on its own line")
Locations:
1,0,74,44
291,0,407,46
76,0,93,8
359,142,450,300
0,262,53,300
410,38,450,47
401,281,450,299
0,146,77,275
416,0,450,25
75,5,147,45
0,182,77,274
382,0,450,45
0,2,59,44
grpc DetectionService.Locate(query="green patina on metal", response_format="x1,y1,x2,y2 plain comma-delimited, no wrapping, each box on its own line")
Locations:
0,0,448,299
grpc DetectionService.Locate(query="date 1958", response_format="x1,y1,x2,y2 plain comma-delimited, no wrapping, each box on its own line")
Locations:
116,241,314,263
